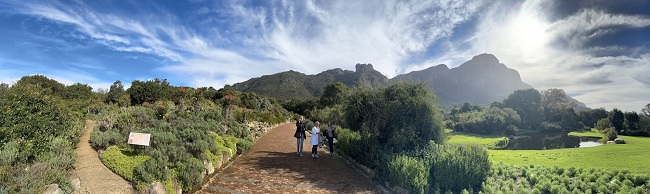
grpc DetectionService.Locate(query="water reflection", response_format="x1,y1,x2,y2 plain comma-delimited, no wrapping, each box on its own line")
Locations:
501,132,602,150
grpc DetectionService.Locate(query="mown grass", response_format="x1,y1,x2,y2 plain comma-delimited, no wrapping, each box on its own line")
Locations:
568,131,603,138
488,134,650,175
447,131,507,149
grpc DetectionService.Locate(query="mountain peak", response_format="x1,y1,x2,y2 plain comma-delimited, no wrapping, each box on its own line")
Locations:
470,53,499,64
355,63,375,72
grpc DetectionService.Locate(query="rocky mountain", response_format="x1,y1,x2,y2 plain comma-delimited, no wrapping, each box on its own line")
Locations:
232,54,587,109
393,54,533,106
232,64,388,101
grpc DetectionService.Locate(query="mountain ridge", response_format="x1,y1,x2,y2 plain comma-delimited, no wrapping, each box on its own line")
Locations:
232,54,586,109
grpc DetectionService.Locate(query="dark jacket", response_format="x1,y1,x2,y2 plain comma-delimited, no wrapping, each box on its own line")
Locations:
295,120,306,138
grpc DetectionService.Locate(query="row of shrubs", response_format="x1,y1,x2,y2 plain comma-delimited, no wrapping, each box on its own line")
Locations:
481,163,650,193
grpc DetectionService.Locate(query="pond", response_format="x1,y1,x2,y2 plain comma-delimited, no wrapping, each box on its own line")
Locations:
500,132,602,150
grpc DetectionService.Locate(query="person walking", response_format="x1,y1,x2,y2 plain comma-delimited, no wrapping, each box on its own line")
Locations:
294,116,307,156
325,124,336,156
310,121,321,158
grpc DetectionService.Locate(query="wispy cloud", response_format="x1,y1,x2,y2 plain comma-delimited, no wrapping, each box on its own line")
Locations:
1,0,648,111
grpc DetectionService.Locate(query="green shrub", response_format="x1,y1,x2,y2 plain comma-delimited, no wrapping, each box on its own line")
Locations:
601,127,617,141
424,143,491,192
236,139,253,154
176,157,204,191
224,136,238,151
90,130,123,150
386,154,429,194
101,146,151,181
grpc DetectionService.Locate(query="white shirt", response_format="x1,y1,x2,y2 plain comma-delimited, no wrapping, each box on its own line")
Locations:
310,126,320,145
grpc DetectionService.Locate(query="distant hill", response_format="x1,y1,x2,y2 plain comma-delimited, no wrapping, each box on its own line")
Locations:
393,54,533,107
232,54,588,109
232,64,388,101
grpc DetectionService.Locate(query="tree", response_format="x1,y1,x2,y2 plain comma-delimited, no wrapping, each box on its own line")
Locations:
503,88,542,129
540,88,575,122
14,75,65,97
127,78,173,105
63,83,93,100
609,108,624,133
319,82,351,107
623,111,641,132
595,118,612,131
345,83,446,151
106,80,126,104
0,83,8,95
577,108,608,128
561,108,583,131
0,84,80,162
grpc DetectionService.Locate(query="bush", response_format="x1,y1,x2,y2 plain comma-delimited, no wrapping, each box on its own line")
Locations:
601,127,617,141
423,143,491,192
386,154,429,194
101,146,151,181
176,157,204,191
236,139,253,154
90,130,123,150
344,83,446,152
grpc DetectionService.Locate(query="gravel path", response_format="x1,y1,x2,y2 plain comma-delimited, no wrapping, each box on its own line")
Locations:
196,123,382,194
73,120,135,194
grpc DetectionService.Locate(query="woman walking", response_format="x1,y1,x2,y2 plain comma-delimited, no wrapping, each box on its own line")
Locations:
294,116,306,156
310,121,321,158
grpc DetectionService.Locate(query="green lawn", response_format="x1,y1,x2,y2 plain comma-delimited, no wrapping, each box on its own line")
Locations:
488,134,650,175
447,131,507,149
568,131,603,138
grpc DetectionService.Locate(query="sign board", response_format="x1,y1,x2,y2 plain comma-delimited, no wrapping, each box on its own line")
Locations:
128,132,151,146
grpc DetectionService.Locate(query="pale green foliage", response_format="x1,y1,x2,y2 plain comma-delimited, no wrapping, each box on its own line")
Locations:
101,146,151,181
387,154,429,194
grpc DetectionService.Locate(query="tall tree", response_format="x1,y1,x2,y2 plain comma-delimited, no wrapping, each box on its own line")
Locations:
623,111,641,132
106,80,125,104
540,88,575,122
503,88,542,129
609,108,624,133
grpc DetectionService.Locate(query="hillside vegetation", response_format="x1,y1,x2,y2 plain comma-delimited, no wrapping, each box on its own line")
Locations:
0,75,94,193
91,80,292,192
0,75,292,193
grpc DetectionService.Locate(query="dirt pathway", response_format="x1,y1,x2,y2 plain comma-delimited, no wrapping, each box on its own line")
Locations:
73,120,135,194
196,123,382,194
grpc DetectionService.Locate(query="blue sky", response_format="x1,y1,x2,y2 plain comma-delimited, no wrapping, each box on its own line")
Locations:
1,0,649,112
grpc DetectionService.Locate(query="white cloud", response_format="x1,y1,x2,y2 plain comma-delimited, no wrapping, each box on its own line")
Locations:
424,0,650,112
549,9,650,48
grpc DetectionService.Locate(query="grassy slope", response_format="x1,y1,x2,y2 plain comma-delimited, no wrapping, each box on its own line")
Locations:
489,134,650,175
